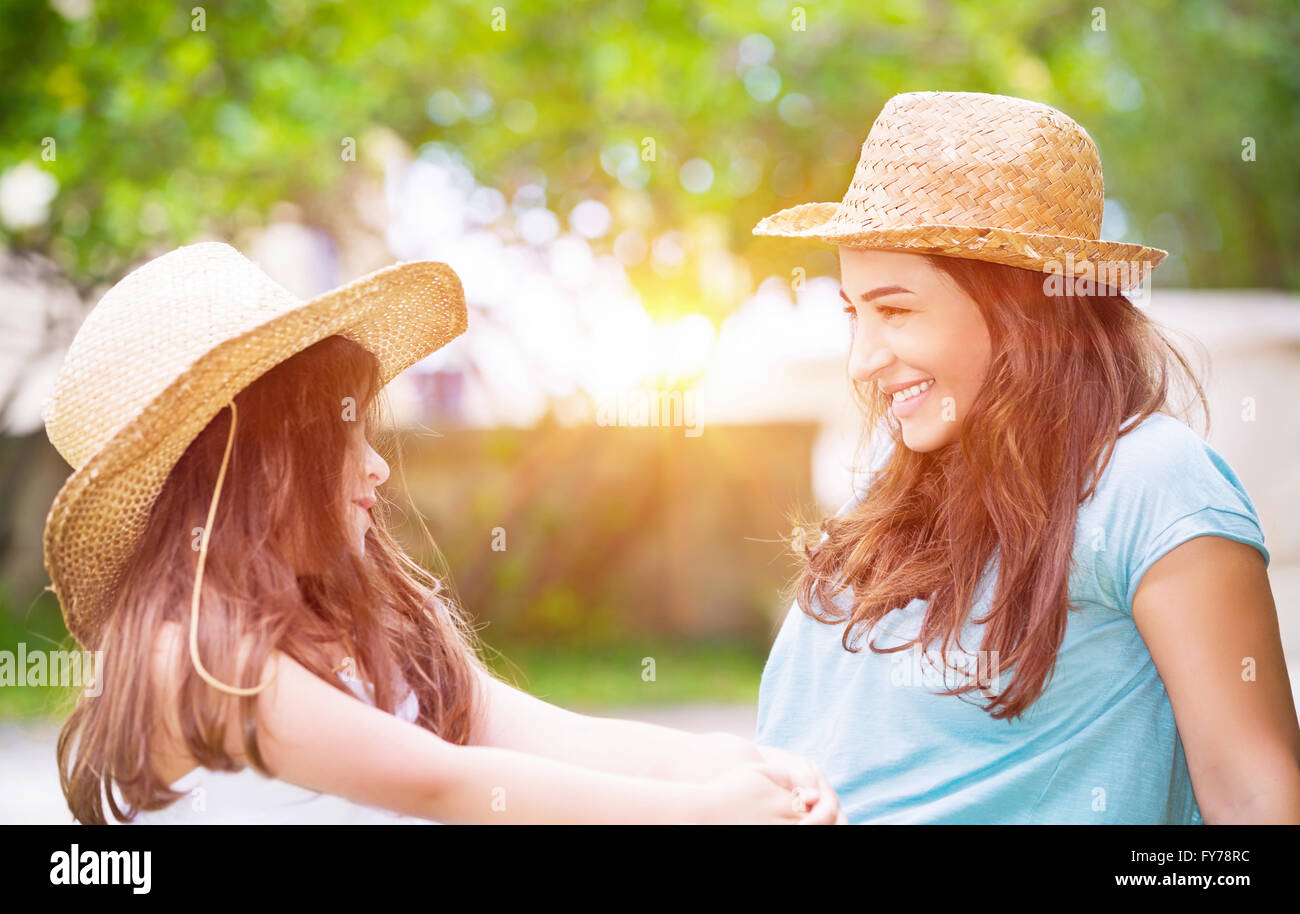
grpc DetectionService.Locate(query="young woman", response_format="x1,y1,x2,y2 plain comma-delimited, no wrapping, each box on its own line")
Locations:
751,91,1300,823
44,242,843,824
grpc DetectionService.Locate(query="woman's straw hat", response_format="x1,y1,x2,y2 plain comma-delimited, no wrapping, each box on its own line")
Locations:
42,241,467,650
753,90,1166,292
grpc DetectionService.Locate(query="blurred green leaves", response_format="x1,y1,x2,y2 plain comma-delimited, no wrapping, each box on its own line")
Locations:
1,0,1296,308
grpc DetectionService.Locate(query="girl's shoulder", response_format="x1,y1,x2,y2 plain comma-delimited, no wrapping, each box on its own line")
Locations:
148,621,204,786
147,620,281,783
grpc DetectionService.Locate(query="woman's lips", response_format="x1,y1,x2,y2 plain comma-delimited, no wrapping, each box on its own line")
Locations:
890,382,933,419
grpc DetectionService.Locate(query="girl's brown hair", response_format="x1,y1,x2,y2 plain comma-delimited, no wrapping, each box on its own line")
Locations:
794,254,1207,720
57,334,486,823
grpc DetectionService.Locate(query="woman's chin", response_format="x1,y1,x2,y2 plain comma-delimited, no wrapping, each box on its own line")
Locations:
899,417,953,453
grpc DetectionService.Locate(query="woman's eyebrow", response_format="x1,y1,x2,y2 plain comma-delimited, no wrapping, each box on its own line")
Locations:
838,285,916,304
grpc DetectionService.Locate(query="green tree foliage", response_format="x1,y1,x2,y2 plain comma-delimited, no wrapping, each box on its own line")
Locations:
1,0,1296,313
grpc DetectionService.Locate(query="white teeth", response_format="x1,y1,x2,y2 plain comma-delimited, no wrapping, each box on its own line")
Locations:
891,379,934,402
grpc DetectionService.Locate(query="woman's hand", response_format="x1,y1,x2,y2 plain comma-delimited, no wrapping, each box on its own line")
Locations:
756,744,849,824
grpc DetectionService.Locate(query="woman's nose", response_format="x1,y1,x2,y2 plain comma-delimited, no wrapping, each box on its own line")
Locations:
848,326,892,385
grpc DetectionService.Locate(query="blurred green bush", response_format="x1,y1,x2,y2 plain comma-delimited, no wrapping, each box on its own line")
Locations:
389,422,818,642
2,0,1296,309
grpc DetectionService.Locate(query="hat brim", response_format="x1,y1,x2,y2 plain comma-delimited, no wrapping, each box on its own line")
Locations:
754,202,1168,293
43,260,467,648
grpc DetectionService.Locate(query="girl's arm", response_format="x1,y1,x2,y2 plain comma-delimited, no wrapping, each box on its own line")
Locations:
181,647,807,824
1133,535,1300,823
469,667,848,823
469,666,764,782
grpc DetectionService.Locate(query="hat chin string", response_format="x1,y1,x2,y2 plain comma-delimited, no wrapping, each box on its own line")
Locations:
188,398,277,697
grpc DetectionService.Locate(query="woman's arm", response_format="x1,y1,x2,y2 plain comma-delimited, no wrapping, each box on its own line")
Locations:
1133,534,1300,823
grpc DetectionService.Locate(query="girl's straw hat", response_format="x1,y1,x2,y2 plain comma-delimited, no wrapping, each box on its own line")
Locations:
753,90,1166,292
43,242,467,651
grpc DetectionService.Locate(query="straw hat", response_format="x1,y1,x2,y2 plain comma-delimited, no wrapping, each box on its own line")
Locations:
42,241,468,653
753,90,1166,292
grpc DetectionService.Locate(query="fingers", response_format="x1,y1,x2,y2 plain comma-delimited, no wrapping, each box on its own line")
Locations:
803,759,844,824
814,763,833,794
749,761,796,792
790,758,842,824
745,764,804,823
751,751,847,824
768,752,823,796
761,746,824,790
797,786,840,824
790,786,819,811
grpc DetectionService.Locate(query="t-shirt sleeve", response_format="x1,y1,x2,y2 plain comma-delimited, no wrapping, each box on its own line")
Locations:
1112,422,1270,614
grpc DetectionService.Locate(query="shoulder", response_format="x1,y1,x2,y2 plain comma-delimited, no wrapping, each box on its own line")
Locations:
147,620,282,770
1095,413,1260,523
149,621,186,701
148,621,199,784
1084,413,1270,612
1101,413,1221,478
149,620,268,698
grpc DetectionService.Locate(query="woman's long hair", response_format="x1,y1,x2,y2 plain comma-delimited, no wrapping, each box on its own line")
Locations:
793,254,1208,720
57,334,487,823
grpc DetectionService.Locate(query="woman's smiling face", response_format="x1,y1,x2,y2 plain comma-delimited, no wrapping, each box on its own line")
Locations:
839,247,993,452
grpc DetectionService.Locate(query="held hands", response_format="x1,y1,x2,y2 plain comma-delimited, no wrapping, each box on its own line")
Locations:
696,749,847,824
756,743,850,825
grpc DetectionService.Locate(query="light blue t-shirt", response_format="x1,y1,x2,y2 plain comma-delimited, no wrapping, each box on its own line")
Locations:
756,413,1270,824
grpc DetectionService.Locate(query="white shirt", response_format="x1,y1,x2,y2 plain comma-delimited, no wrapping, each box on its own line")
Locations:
126,674,440,824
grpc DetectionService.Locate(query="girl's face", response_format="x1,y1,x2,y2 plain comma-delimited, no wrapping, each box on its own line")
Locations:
345,424,389,555
838,247,993,452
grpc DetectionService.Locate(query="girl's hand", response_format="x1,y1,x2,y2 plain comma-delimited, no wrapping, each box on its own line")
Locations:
693,761,814,824
756,744,849,825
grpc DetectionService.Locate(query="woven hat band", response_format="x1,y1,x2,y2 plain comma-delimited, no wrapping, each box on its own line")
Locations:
827,91,1104,238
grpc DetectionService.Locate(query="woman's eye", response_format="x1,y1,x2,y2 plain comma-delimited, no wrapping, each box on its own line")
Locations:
844,302,907,322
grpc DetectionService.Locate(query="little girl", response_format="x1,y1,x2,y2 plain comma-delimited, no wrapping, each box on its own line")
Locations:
44,242,842,824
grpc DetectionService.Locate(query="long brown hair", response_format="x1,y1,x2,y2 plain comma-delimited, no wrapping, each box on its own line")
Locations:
57,334,486,823
794,254,1208,720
